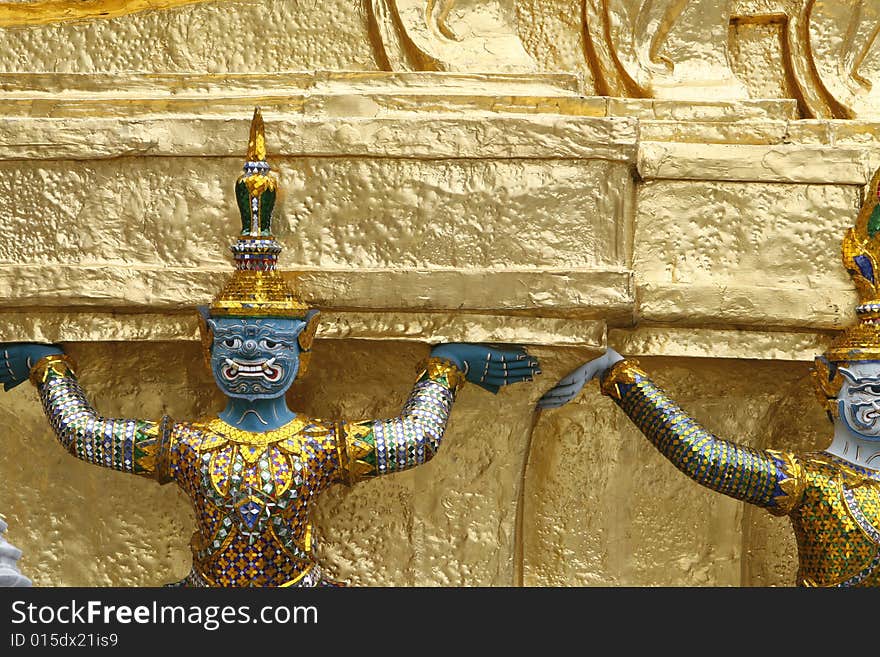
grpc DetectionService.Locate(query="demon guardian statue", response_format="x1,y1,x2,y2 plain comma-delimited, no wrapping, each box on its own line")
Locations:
0,110,540,587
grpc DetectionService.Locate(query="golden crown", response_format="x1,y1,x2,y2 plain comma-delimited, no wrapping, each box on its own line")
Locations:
198,109,319,376
209,108,310,320
826,166,880,362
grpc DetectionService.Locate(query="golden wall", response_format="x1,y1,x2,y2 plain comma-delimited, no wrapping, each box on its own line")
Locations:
1,0,879,586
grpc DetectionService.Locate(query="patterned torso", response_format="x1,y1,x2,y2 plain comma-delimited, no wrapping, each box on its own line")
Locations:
168,417,342,587
788,454,880,587
600,359,880,587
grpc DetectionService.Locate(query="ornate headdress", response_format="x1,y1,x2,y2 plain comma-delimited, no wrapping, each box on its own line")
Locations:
813,166,880,411
199,109,319,372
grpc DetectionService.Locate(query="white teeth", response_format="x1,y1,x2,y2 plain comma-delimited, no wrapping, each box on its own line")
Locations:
223,358,279,378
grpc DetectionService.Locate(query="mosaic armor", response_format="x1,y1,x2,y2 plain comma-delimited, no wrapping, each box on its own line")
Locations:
31,352,465,587
600,359,880,587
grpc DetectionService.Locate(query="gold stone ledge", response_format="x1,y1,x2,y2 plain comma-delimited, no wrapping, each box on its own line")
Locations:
638,141,874,184
0,266,633,316
0,85,803,125
313,94,608,118
637,283,856,330
0,310,606,348
0,71,594,119
0,114,638,161
639,120,880,147
0,94,609,120
792,120,880,146
609,326,835,362
608,98,798,121
0,71,584,96
638,120,793,146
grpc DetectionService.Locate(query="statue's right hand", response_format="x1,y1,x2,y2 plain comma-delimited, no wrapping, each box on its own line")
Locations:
0,343,63,391
536,348,624,410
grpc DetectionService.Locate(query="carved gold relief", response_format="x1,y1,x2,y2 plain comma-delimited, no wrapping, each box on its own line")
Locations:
804,0,880,119
364,0,880,115
732,0,880,118
368,0,536,71
1,0,879,118
584,0,748,99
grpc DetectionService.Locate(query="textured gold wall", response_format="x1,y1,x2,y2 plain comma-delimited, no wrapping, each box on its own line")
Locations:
2,0,880,587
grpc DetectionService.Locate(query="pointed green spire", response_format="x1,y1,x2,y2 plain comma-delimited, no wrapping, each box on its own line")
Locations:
235,107,277,237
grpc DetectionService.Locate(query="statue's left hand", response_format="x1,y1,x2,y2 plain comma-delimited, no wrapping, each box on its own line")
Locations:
429,343,540,394
0,343,63,391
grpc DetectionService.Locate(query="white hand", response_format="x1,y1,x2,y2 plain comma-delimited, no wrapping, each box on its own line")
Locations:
536,348,624,409
0,518,31,587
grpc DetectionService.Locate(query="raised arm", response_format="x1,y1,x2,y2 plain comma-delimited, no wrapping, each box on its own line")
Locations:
537,349,803,515
337,343,539,484
0,344,172,482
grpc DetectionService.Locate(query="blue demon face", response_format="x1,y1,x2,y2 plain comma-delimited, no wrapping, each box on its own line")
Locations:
207,317,306,401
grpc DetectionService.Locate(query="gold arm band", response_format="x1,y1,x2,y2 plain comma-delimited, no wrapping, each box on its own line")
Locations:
153,415,176,485
598,358,647,401
418,356,467,392
766,449,806,516
337,420,374,485
29,353,77,386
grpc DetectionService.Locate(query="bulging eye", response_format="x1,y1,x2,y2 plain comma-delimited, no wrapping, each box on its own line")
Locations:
261,339,279,349
222,338,242,349
850,383,880,397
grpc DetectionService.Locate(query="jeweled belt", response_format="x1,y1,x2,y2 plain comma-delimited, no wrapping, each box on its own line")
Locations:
173,563,323,588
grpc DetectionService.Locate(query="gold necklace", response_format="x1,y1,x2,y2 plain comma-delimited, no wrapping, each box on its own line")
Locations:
201,416,309,447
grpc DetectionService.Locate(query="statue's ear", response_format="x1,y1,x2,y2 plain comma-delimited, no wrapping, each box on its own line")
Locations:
298,310,320,352
195,306,214,370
